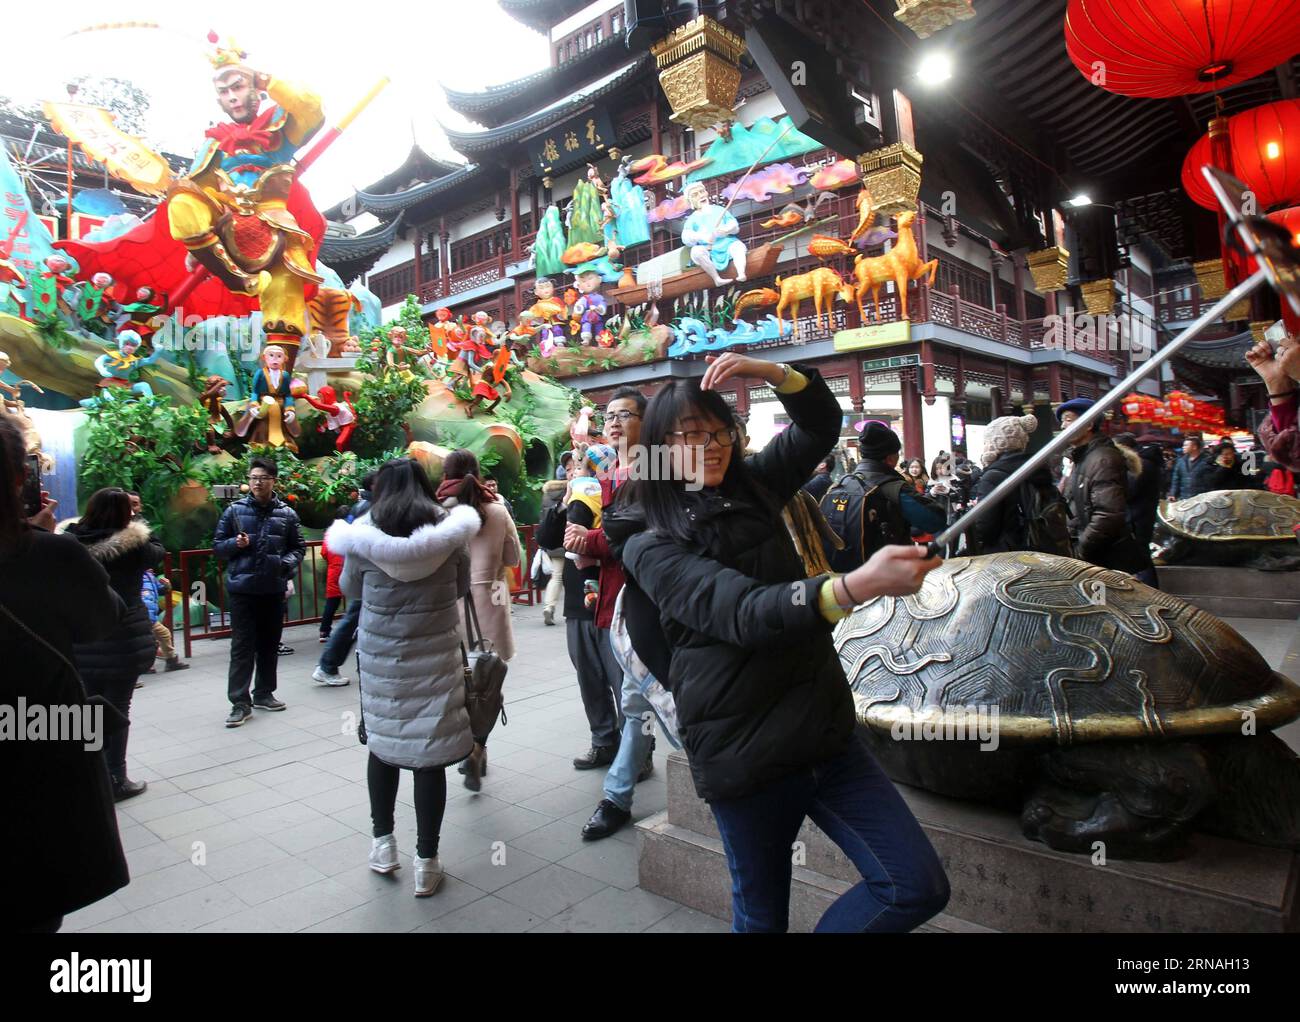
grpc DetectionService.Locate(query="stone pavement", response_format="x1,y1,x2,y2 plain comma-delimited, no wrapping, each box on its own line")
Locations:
63,602,727,934
61,604,1298,934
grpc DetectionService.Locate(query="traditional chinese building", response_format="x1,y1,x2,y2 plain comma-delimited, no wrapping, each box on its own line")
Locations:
323,0,1298,465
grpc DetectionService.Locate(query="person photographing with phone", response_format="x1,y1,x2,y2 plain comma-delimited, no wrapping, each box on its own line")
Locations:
604,352,949,933
1248,322,1300,473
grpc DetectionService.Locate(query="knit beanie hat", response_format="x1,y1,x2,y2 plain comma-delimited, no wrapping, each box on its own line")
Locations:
981,414,1038,467
858,421,902,461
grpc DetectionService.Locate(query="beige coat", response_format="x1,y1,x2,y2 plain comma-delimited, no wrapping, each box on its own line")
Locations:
443,497,519,661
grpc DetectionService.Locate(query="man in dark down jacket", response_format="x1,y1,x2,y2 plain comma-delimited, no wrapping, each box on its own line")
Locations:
214,456,304,727
1114,433,1163,548
1057,399,1154,580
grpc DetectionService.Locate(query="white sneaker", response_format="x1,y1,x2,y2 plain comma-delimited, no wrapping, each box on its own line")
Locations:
369,834,399,874
413,855,443,897
313,665,350,687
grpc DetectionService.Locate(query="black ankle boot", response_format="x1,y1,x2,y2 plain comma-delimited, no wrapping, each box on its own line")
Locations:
111,776,147,803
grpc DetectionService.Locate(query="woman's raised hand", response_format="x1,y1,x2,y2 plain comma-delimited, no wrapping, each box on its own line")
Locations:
700,353,786,392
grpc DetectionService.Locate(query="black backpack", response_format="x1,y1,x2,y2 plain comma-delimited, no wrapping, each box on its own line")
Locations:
1018,479,1075,557
820,469,910,572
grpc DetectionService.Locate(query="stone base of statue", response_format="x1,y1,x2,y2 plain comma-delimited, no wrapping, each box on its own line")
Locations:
637,748,1300,932
1157,565,1300,620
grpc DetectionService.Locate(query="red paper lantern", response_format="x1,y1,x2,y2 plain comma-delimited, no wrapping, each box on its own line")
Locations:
1065,0,1300,98
1183,99,1300,211
1271,205,1300,246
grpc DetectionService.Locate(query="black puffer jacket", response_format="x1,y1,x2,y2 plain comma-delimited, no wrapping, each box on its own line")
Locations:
213,494,304,595
606,368,853,803
1124,443,1164,546
970,450,1056,553
1064,435,1153,574
63,519,164,683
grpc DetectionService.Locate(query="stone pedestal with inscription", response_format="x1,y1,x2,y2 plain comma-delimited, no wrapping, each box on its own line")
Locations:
638,745,1300,932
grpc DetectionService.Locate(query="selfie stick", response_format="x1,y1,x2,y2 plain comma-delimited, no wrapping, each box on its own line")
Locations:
924,165,1300,559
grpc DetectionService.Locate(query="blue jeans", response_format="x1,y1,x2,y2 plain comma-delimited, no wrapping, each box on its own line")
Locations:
319,599,361,674
602,673,655,812
708,735,950,933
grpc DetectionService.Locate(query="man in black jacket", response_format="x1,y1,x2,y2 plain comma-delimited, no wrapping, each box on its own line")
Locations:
1114,433,1163,547
1057,399,1154,581
214,457,304,727
802,459,834,503
823,422,944,570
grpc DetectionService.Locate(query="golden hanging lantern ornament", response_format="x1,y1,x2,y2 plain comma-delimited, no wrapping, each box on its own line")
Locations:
1026,246,1071,293
855,142,924,217
893,0,976,39
1079,278,1119,316
649,15,746,132
1193,257,1252,320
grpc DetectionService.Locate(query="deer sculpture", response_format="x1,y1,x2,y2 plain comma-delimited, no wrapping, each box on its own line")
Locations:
734,267,856,340
811,206,938,322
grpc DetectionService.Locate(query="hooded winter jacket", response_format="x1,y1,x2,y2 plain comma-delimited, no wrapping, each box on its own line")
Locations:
62,519,164,684
1064,435,1153,574
213,494,305,595
969,450,1056,553
327,505,480,770
604,367,852,803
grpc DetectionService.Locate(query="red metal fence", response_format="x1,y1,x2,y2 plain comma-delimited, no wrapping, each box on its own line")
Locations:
175,526,540,656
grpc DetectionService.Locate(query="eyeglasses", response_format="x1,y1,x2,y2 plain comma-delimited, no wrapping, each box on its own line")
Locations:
601,411,642,423
248,475,274,483
667,427,740,449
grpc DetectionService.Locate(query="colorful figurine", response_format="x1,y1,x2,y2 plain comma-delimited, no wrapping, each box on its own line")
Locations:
233,343,300,449
0,239,29,317
75,272,120,338
79,330,165,408
0,350,44,413
681,182,748,289
463,344,512,418
199,374,237,453
28,255,76,322
165,36,325,369
117,285,166,342
385,325,427,380
299,383,357,450
529,278,568,357
570,270,607,345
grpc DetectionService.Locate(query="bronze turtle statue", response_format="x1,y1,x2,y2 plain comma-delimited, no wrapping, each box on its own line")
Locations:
835,551,1300,861
1155,489,1300,570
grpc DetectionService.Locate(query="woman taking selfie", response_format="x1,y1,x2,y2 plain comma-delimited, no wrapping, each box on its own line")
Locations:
605,352,949,934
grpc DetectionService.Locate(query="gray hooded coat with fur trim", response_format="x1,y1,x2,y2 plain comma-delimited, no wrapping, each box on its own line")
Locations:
327,505,481,770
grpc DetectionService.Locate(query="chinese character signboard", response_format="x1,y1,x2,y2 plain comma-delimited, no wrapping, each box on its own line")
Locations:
528,110,616,175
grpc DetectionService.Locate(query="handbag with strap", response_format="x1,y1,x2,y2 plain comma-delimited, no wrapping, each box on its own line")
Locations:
461,592,507,738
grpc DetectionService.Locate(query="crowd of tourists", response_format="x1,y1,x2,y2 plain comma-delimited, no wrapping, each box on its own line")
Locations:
4,325,1298,934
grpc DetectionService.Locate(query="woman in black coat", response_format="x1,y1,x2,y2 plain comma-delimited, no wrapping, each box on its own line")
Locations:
62,488,164,801
605,352,949,934
0,416,129,931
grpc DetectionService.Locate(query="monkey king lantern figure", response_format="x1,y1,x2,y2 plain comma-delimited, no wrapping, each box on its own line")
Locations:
167,36,325,368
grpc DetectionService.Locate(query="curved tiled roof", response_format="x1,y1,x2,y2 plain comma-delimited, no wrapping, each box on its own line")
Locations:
443,33,629,128
1177,329,1256,370
355,163,484,215
442,57,650,157
320,213,405,261
498,0,591,33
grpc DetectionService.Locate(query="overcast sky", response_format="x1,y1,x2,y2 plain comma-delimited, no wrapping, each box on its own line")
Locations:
1,1,622,208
